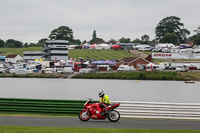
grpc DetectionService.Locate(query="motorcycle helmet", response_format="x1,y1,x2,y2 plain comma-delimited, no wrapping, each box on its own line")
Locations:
98,91,104,97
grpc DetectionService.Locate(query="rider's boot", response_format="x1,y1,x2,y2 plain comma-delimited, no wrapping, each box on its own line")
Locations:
103,108,109,115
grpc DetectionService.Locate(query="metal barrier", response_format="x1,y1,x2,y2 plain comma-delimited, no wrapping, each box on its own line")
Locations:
1,98,200,120
0,98,90,115
116,101,200,120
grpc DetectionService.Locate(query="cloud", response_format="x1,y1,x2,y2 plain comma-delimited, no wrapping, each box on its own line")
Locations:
0,0,199,43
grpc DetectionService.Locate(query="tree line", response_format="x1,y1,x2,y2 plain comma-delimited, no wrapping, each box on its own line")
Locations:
0,16,200,48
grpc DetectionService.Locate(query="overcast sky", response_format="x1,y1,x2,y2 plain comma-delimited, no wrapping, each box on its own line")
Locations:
0,0,199,43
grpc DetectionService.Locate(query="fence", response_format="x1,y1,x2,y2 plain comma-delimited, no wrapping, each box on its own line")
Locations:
117,101,200,120
0,98,88,115
1,98,200,120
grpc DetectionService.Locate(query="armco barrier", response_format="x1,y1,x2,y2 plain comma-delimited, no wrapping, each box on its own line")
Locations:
1,98,200,120
116,101,200,120
0,98,94,115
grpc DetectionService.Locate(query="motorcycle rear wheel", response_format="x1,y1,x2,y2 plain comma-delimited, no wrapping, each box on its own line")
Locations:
79,110,90,121
108,110,120,122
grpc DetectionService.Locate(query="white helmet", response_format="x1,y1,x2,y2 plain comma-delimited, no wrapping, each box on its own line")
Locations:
98,91,104,97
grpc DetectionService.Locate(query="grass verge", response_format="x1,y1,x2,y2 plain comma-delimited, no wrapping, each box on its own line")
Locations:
0,73,69,78
73,71,193,81
0,112,77,118
0,126,199,133
69,49,135,60
0,47,42,56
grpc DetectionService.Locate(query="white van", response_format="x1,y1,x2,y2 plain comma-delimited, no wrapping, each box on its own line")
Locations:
117,65,136,72
176,65,188,72
79,68,93,73
63,67,74,74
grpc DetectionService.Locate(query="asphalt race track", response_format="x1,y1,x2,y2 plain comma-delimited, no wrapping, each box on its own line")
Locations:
0,116,200,130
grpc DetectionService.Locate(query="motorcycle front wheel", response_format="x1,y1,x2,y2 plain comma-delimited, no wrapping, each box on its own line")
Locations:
79,110,90,121
108,110,120,122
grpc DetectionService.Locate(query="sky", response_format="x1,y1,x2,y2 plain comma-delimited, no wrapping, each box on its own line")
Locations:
0,0,199,44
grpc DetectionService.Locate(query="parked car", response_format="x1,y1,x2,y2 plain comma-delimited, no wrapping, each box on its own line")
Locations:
56,68,64,73
27,69,33,74
152,47,162,52
176,65,188,72
111,45,122,50
15,69,28,74
138,46,153,51
79,68,93,73
162,48,170,53
0,67,4,73
170,48,180,53
41,68,53,74
9,69,16,74
169,66,176,70
86,65,99,73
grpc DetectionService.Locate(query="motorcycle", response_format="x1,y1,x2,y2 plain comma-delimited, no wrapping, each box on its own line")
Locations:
79,99,120,122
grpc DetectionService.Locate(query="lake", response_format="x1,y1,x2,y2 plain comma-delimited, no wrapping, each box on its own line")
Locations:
0,78,199,103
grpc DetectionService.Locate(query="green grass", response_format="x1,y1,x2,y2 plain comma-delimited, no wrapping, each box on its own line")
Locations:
73,71,191,81
69,49,135,60
0,126,199,133
1,71,199,81
0,47,42,56
0,73,69,78
0,48,135,61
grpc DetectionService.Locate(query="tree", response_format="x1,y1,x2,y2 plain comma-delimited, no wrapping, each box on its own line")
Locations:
23,43,29,48
93,30,97,39
49,26,74,41
194,25,200,34
5,43,15,48
36,38,48,47
193,35,200,45
151,39,159,45
0,39,5,47
14,40,23,48
155,16,190,43
6,39,22,48
188,26,200,45
29,43,36,47
108,38,117,44
82,40,87,44
141,34,150,44
70,39,81,45
132,38,141,43
89,30,104,44
89,38,104,44
38,38,48,44
159,33,178,44
119,37,131,43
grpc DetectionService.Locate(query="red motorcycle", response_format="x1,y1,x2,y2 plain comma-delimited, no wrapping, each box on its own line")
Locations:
79,99,120,122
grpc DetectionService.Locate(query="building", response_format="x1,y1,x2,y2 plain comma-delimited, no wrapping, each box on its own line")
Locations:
23,40,69,62
43,40,69,61
119,57,150,69
5,55,24,63
23,51,43,61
